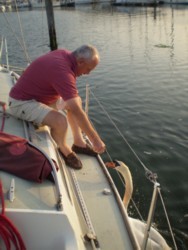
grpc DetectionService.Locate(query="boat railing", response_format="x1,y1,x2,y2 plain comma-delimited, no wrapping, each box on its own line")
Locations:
141,181,160,250
21,120,64,211
28,141,64,211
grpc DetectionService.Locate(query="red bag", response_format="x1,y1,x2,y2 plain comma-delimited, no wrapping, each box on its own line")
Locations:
0,131,54,183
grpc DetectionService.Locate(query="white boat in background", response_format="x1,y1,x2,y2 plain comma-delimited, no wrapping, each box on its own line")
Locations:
74,0,110,4
30,0,60,8
112,0,162,6
30,0,74,8
0,1,12,11
11,0,31,9
163,0,188,4
0,5,176,249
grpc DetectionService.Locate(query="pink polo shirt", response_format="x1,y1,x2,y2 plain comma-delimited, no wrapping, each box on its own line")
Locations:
9,50,79,105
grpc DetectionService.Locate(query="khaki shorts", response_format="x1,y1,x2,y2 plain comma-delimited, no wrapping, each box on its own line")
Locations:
8,97,55,125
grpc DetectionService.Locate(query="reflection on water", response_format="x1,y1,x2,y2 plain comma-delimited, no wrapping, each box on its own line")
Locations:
1,4,188,249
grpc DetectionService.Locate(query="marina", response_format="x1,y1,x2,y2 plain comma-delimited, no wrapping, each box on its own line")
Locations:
1,0,188,9
0,3,188,249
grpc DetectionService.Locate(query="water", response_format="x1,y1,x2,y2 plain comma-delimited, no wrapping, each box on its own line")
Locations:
1,4,188,249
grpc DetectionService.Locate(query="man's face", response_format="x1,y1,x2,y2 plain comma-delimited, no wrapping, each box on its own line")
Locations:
76,56,99,77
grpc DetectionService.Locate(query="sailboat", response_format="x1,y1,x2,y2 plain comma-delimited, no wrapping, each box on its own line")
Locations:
0,5,174,250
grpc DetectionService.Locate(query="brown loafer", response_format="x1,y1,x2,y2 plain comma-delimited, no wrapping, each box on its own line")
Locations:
59,150,82,169
72,144,98,157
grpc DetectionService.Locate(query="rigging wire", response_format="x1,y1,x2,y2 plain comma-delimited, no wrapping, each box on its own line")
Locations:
89,88,177,248
1,9,31,64
41,5,46,53
13,0,31,64
86,87,145,221
85,84,148,221
84,84,146,221
90,89,157,183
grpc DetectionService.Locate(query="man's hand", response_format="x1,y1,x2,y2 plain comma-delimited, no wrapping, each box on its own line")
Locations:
91,137,106,154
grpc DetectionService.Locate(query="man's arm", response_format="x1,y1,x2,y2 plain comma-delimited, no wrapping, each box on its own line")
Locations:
64,97,105,153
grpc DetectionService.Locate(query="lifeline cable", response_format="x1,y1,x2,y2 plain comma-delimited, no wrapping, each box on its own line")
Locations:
90,89,158,184
90,88,177,249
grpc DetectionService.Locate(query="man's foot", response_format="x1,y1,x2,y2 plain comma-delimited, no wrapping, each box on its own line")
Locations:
72,144,98,157
59,150,82,169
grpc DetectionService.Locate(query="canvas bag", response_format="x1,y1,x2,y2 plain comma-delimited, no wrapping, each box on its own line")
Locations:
0,131,55,183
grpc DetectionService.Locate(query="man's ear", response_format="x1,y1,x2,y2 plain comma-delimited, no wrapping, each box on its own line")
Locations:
77,58,85,66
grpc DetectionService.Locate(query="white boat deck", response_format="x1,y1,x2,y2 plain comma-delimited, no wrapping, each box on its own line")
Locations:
0,67,139,249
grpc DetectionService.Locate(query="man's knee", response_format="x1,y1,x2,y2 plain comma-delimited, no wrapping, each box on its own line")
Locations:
43,110,68,130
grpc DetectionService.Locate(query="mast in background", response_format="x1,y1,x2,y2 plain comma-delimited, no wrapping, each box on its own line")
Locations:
45,0,58,50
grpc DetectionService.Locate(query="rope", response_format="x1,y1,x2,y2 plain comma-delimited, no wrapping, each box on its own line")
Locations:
0,180,26,250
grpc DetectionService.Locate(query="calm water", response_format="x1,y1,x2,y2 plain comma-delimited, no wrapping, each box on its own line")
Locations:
1,4,188,249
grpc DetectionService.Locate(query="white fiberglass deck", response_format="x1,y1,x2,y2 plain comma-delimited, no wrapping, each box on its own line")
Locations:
0,68,138,249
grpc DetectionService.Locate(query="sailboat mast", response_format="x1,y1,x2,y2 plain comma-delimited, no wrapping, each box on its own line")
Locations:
45,0,58,50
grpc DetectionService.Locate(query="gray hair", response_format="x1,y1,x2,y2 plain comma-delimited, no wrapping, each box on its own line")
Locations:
73,45,100,61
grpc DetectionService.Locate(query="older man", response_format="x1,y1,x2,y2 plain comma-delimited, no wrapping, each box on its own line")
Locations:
9,45,106,169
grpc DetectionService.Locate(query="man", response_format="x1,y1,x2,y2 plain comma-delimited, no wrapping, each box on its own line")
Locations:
8,45,106,169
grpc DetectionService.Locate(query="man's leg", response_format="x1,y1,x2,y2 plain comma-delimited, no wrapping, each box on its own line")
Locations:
42,110,83,169
67,110,86,148
65,96,87,147
42,110,72,157
8,98,82,168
